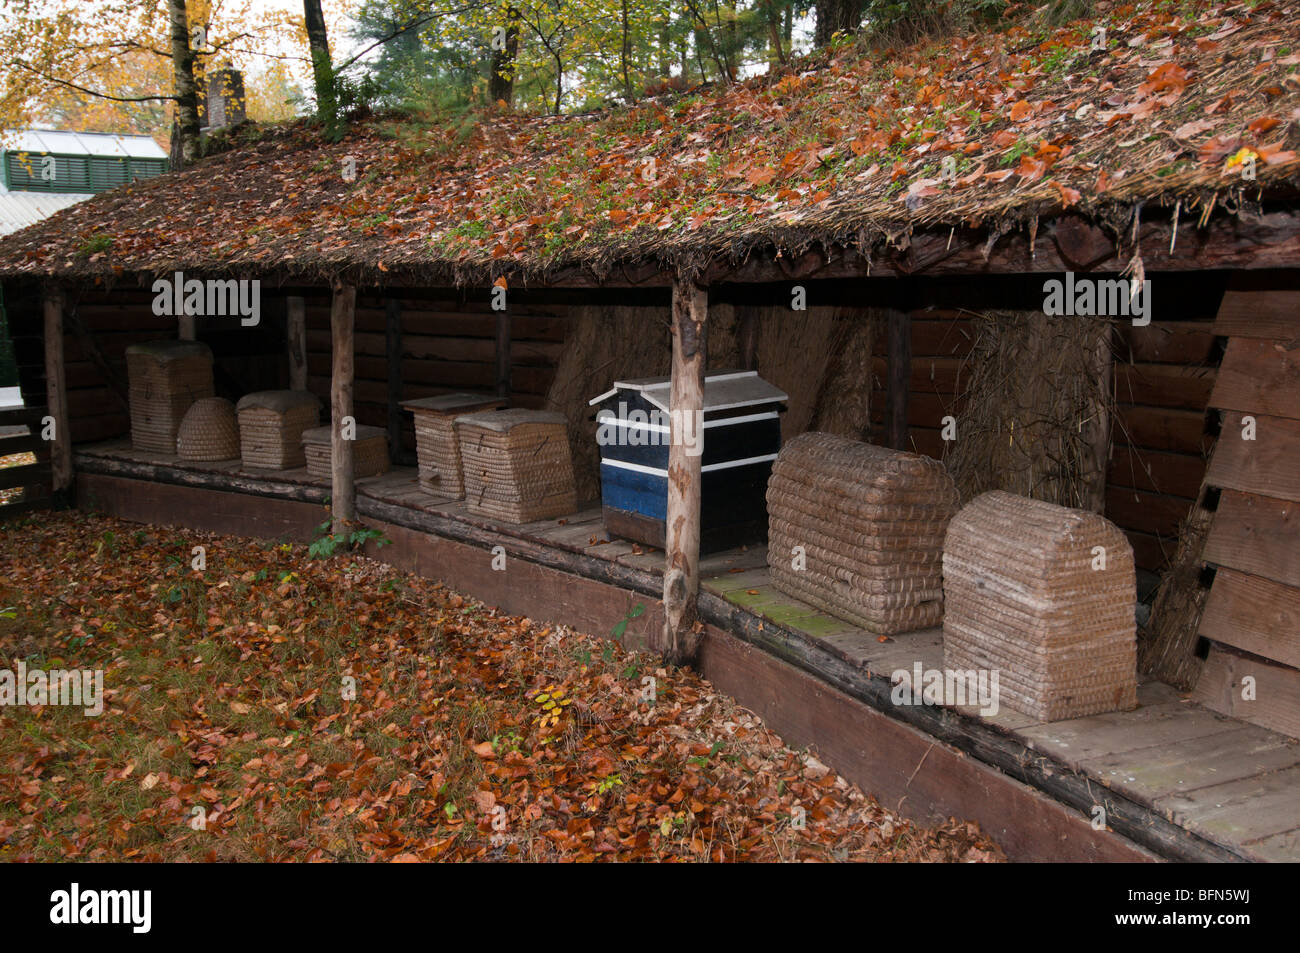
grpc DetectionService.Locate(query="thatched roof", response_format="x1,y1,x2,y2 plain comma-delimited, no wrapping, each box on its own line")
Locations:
2,0,1299,288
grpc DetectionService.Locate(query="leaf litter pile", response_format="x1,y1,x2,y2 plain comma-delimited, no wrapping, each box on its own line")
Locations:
0,512,1004,862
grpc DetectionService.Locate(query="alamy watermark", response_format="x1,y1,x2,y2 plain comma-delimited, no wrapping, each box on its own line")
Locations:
1042,271,1151,326
151,270,260,327
596,403,705,457
50,883,150,933
891,662,1000,717
0,660,103,716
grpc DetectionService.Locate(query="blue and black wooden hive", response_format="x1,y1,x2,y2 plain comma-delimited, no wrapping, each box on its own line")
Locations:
589,370,787,552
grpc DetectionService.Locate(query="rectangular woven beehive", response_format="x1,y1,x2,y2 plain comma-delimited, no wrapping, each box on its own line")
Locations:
455,409,576,523
402,393,505,497
235,390,321,469
942,490,1138,722
301,424,389,481
767,433,959,634
125,341,215,454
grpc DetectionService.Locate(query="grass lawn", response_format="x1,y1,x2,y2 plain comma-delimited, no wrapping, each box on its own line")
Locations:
0,510,1004,862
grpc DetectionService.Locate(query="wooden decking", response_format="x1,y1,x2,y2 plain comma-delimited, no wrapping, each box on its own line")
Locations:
73,438,1300,862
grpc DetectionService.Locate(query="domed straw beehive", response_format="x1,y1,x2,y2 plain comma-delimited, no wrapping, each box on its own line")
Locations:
125,340,214,454
942,491,1138,722
300,424,389,481
455,409,576,523
766,433,960,634
176,397,239,461
235,390,321,470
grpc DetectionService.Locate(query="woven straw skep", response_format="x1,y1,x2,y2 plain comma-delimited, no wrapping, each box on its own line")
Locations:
455,409,577,523
403,394,505,498
942,490,1138,722
301,424,389,481
767,432,959,634
126,340,215,454
176,397,239,461
236,390,322,469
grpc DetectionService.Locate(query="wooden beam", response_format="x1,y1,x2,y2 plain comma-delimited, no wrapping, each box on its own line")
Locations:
704,208,1300,285
287,295,308,391
885,308,910,450
1088,320,1114,513
385,298,402,462
331,283,356,535
177,297,196,341
495,310,511,400
42,287,72,493
736,305,760,370
662,276,708,664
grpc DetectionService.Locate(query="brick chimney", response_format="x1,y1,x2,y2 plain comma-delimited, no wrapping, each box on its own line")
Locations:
205,67,246,129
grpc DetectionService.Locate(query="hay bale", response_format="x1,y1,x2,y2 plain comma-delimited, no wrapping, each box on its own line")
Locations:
809,310,878,439
1137,491,1212,690
944,491,1139,721
943,310,1112,510
755,305,840,443
767,432,959,633
544,304,669,502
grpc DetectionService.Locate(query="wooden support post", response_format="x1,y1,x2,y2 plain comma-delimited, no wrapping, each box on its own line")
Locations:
736,305,760,371
1087,320,1114,514
330,283,356,535
495,310,511,400
42,287,73,494
662,277,708,664
385,298,403,463
177,293,196,341
287,296,307,391
885,308,911,450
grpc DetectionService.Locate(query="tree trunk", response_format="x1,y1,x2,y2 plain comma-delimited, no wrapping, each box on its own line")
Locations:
488,7,520,106
303,0,334,119
661,277,708,665
166,0,201,167
43,288,72,494
814,0,863,46
885,308,910,450
330,283,356,536
287,296,307,390
620,0,634,102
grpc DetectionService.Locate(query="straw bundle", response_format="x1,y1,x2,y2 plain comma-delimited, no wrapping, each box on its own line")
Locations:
403,393,505,497
176,397,239,461
943,491,1138,721
125,341,214,454
301,424,389,481
943,311,1112,511
236,390,321,469
545,303,669,502
456,409,577,523
767,432,959,633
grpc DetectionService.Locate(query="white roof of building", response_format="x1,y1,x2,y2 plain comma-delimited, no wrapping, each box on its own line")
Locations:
0,128,167,160
0,191,88,235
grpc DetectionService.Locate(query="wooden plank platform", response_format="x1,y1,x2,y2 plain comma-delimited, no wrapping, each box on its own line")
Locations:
70,441,1300,862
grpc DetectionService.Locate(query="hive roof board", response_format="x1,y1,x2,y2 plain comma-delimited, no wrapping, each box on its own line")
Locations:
589,370,788,413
